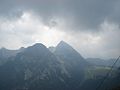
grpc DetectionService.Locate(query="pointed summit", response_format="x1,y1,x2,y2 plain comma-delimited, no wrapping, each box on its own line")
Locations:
58,40,67,45
55,41,84,61
57,40,69,46
56,41,76,52
55,41,88,77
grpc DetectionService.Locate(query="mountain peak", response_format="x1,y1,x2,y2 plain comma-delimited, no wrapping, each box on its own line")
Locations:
59,40,66,44
58,40,68,45
55,41,84,60
33,43,45,47
26,43,47,51
23,43,50,57
57,41,72,49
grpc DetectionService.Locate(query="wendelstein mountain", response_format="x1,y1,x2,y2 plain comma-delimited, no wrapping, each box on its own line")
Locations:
0,41,119,90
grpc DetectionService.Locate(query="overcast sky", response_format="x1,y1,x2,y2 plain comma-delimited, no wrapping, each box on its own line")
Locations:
0,0,120,59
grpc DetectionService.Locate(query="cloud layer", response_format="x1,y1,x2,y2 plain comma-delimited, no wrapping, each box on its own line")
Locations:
0,0,120,59
0,0,120,30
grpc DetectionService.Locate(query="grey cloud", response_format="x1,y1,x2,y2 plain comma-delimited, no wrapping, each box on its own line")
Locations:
0,0,120,31
0,0,120,59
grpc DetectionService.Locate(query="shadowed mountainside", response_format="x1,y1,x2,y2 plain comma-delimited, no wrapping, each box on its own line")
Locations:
0,41,89,90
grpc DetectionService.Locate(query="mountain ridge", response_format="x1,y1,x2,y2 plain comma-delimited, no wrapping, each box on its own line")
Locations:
0,41,89,90
0,41,118,90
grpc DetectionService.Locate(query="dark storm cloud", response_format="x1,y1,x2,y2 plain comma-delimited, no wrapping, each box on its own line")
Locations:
0,0,120,30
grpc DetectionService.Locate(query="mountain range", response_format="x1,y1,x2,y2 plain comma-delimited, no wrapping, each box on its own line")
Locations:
0,41,119,90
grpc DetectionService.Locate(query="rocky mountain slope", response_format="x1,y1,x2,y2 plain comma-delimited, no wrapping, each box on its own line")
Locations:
0,41,89,90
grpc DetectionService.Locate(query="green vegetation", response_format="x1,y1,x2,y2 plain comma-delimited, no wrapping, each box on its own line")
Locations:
85,66,118,80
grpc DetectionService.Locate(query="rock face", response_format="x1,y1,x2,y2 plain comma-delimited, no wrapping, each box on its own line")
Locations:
55,41,87,66
54,41,89,89
0,41,89,90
